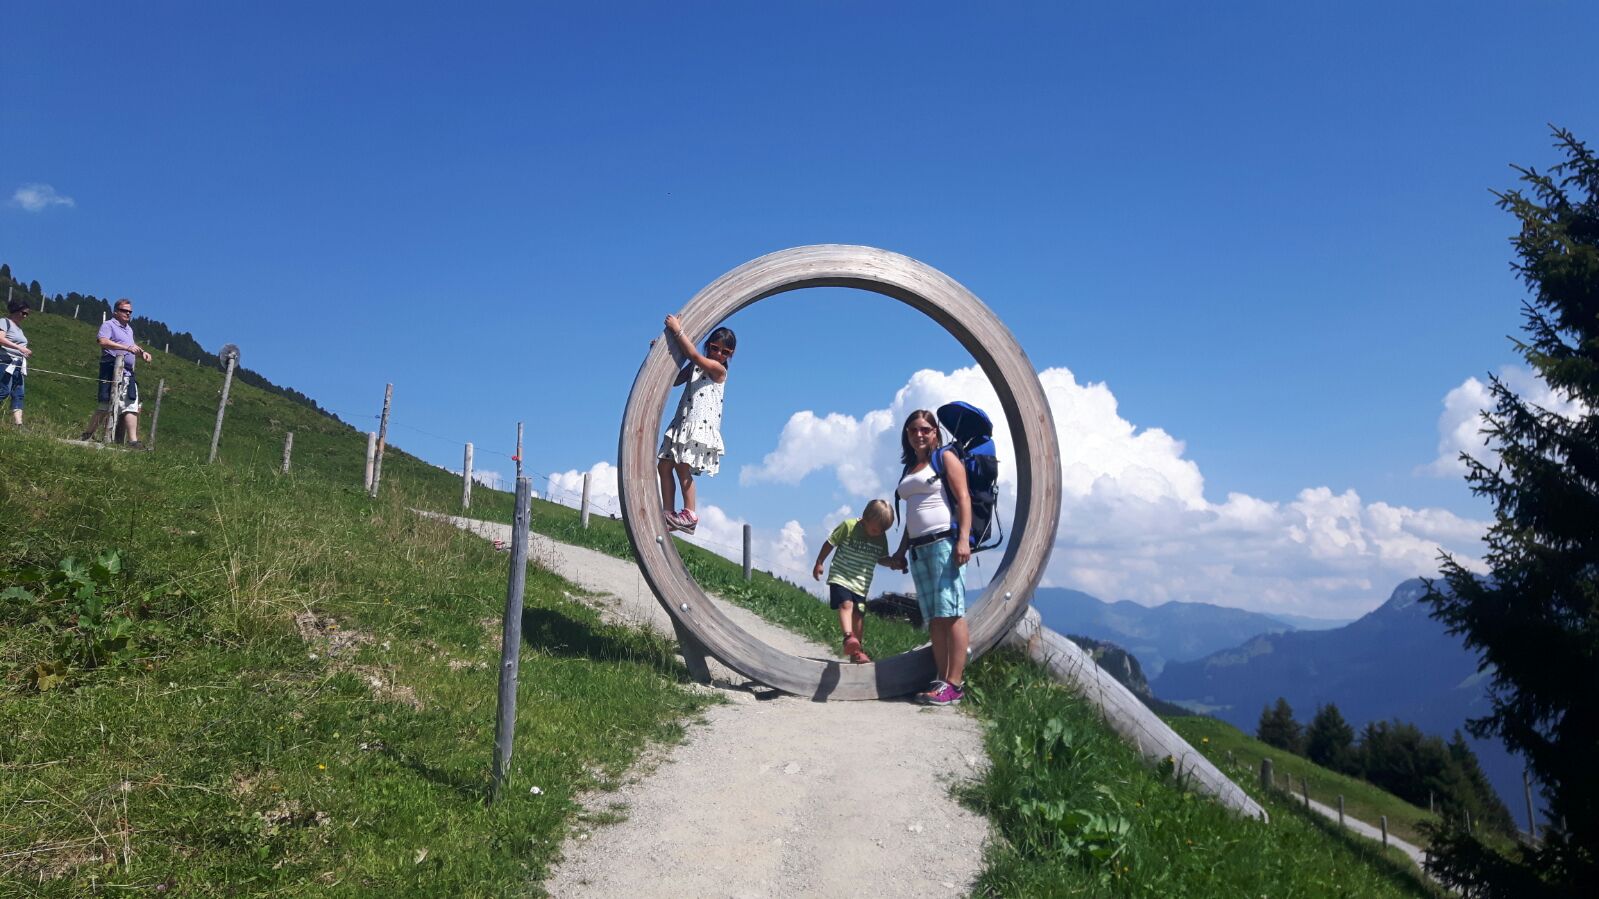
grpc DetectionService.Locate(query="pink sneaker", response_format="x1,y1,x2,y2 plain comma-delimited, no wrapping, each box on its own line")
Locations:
924,682,964,706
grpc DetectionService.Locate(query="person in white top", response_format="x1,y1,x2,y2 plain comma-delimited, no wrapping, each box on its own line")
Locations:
888,409,972,706
0,299,33,425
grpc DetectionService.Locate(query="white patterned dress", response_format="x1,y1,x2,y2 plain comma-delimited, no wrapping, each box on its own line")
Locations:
658,365,726,475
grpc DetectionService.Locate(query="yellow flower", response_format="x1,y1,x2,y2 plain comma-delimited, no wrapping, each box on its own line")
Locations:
317,763,327,771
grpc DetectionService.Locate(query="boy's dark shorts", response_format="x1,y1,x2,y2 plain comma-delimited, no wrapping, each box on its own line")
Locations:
828,583,865,610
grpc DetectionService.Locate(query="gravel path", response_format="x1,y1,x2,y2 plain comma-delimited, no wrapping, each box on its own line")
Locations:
1304,796,1428,869
432,514,992,898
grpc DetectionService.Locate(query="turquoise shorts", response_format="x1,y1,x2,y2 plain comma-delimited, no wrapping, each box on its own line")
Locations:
909,535,965,622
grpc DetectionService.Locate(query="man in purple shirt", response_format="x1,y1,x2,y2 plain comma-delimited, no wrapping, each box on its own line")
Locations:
80,298,153,446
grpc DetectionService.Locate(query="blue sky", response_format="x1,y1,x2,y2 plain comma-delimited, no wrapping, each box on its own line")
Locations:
5,2,1595,617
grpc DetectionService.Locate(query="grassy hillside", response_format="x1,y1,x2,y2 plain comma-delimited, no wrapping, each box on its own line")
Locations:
0,314,717,895
1166,714,1440,847
966,653,1438,897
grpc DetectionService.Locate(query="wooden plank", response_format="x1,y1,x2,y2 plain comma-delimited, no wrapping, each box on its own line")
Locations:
618,245,1062,700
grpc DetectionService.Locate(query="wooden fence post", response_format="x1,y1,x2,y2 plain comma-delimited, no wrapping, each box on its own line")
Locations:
147,378,166,450
1524,768,1537,841
281,432,294,474
1260,758,1274,792
1380,815,1389,848
369,383,392,497
515,421,524,481
490,477,532,802
208,351,238,464
103,356,126,444
462,442,474,511
363,432,377,491
1302,776,1310,807
580,472,591,528
742,523,753,581
74,304,80,319
1338,795,1345,828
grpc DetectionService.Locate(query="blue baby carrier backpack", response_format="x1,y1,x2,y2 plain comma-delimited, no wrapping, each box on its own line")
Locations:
930,401,1003,553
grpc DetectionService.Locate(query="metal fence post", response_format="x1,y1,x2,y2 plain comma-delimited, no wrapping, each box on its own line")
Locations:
490,477,532,802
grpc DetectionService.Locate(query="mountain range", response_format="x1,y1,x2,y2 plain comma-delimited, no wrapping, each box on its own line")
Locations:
1028,587,1347,677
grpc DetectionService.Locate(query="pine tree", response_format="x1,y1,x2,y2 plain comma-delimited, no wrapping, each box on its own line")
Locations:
1305,704,1356,773
1424,128,1599,896
1256,697,1303,754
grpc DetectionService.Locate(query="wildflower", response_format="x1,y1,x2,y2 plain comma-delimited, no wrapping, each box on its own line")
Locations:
1201,737,1210,745
317,763,327,771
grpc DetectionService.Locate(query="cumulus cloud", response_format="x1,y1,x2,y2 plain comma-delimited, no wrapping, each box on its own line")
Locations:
11,183,75,212
545,461,622,518
1421,366,1589,477
744,364,1489,619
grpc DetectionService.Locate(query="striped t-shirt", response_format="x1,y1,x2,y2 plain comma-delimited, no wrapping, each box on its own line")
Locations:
825,518,889,597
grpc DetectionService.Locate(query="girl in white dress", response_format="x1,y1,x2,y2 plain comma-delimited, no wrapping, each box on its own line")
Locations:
657,315,736,534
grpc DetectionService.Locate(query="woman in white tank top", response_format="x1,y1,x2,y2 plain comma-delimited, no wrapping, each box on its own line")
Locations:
889,409,971,705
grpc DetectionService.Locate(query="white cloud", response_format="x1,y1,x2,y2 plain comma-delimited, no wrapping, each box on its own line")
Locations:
545,461,621,518
1422,366,1589,477
10,183,75,212
743,364,1490,619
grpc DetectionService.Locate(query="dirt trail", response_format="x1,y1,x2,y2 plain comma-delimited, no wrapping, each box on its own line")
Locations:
1304,796,1428,869
434,514,991,898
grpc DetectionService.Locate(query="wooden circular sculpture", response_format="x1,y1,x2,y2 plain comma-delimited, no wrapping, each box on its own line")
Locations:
619,245,1061,700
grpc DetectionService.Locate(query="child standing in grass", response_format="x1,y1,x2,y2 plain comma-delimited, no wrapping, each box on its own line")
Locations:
811,499,896,664
658,314,736,535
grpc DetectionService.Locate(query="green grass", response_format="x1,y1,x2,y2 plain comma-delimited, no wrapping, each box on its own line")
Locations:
0,314,709,895
1164,715,1440,848
963,652,1440,898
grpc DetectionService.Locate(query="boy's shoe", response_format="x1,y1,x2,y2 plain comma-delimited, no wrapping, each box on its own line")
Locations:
126,440,145,450
843,635,869,663
924,682,964,706
914,680,949,704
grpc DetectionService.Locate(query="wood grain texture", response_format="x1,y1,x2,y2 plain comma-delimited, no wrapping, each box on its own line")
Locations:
619,245,1062,700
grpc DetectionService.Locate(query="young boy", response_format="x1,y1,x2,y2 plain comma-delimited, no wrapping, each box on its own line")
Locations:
811,499,895,664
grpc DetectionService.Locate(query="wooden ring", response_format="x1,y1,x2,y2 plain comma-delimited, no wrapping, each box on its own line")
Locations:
619,245,1061,699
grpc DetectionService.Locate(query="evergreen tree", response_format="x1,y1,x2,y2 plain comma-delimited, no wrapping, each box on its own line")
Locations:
1305,703,1356,773
1256,697,1303,754
28,279,42,297
1424,128,1599,896
0,263,10,280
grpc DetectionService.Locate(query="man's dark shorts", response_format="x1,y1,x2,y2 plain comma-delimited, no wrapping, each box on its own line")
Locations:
96,356,139,408
828,583,865,610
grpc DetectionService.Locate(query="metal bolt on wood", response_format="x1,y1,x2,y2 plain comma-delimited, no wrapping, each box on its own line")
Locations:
490,477,532,802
